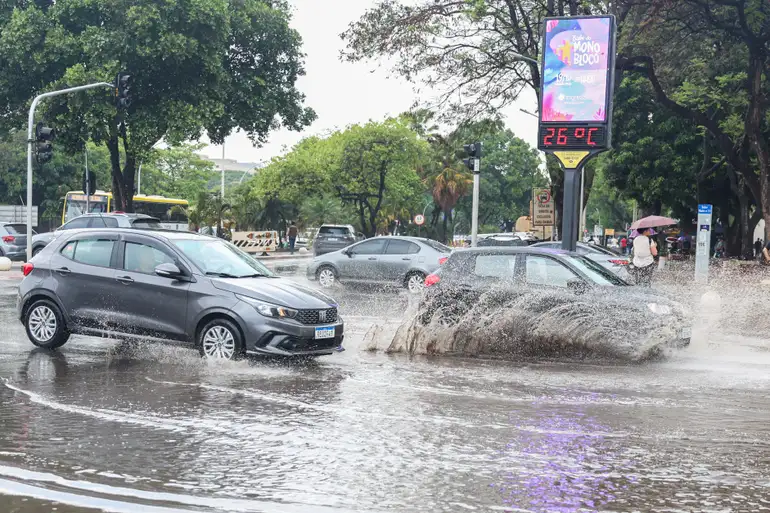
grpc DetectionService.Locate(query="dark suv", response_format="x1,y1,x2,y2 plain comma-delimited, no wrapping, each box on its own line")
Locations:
313,225,362,256
18,229,344,360
31,213,161,256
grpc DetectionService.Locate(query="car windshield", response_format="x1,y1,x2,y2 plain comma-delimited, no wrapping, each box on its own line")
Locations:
564,255,627,286
172,239,274,278
422,239,452,253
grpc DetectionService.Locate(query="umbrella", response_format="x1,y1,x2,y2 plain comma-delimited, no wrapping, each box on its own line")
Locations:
630,228,657,238
630,215,677,230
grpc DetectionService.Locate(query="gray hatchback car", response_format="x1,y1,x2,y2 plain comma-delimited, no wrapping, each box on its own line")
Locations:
17,229,344,359
307,236,452,293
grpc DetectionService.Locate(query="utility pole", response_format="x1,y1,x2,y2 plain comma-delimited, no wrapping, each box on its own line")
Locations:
221,142,226,199
462,142,483,247
26,81,115,260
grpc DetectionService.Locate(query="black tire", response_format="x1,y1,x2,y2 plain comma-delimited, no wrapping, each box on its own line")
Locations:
404,272,426,294
316,265,337,289
197,318,244,360
32,246,43,257
24,299,70,350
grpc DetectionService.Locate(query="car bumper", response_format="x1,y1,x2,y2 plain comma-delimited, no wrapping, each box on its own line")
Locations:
2,246,26,261
244,315,345,356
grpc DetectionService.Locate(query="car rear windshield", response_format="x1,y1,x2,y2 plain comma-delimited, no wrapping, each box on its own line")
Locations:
318,227,351,237
131,218,162,229
4,224,26,234
422,239,451,253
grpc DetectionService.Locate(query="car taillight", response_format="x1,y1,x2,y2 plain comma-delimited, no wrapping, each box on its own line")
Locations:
113,211,125,214
438,257,448,265
22,263,34,276
609,259,629,265
424,274,441,287
2,235,14,243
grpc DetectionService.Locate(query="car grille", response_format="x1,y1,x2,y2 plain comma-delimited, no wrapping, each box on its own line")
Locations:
296,308,338,325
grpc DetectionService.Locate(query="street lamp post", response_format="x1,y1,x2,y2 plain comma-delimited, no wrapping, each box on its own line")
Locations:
26,81,114,260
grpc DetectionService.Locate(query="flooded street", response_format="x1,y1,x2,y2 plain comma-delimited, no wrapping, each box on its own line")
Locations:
2,263,770,512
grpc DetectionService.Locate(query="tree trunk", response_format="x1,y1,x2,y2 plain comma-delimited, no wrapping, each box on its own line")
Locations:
442,211,449,243
745,47,770,242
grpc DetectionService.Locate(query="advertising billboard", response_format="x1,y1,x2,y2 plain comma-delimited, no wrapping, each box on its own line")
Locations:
538,16,616,152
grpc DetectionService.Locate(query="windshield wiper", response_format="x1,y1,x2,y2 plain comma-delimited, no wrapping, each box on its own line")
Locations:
236,273,269,278
205,272,269,279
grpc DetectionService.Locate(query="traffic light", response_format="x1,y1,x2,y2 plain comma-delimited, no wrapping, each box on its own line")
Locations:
35,122,55,164
462,142,482,173
115,72,133,109
82,171,96,195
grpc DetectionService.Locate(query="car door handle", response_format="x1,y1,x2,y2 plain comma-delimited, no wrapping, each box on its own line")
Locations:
401,257,412,261
55,267,71,276
116,276,134,284
368,257,377,260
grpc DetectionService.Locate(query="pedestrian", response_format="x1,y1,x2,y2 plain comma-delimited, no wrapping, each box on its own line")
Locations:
287,221,298,255
632,227,657,286
620,237,628,255
755,238,763,259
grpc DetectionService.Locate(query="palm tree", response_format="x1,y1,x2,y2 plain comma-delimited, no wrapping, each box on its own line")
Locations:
424,135,473,242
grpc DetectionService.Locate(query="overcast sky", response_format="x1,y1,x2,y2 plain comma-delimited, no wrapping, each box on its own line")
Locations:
198,0,540,164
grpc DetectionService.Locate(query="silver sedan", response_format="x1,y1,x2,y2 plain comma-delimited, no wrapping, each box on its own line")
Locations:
307,236,452,293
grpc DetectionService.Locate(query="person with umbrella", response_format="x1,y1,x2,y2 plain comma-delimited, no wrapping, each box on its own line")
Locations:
629,216,677,286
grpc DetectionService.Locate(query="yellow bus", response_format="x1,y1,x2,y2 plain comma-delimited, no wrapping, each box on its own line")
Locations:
62,191,190,231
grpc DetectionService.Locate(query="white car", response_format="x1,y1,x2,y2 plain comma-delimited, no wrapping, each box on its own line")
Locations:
530,241,630,278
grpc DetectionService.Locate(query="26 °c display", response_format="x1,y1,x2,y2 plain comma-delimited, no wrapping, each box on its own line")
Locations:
538,125,607,150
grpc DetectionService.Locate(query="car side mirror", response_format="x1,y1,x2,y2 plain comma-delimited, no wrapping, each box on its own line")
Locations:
343,249,353,257
567,279,589,294
155,262,183,279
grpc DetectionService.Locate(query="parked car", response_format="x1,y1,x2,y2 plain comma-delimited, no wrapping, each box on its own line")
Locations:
30,213,162,257
0,223,34,261
307,236,452,293
531,241,629,277
313,224,363,256
18,229,343,360
418,247,690,355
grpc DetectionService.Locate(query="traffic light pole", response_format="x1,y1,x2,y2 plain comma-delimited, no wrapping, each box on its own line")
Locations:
471,159,480,247
26,82,113,260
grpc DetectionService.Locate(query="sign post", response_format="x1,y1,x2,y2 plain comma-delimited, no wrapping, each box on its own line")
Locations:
537,15,617,252
695,204,712,284
532,188,555,228
414,214,425,237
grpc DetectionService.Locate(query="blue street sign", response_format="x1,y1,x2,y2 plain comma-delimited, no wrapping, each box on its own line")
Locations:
698,204,713,215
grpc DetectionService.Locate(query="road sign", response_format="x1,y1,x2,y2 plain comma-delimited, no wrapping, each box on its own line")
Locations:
533,188,555,226
695,204,712,284
414,214,425,226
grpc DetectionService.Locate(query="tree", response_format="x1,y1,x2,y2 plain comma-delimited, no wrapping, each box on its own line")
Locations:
336,120,427,237
136,143,216,201
0,0,315,212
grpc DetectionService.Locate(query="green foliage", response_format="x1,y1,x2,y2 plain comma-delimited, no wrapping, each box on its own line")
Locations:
137,143,216,200
0,0,314,211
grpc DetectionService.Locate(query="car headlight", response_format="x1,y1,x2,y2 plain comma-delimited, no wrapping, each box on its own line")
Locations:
237,295,297,319
647,303,671,315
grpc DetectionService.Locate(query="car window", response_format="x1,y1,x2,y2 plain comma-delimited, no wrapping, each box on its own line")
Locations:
385,239,420,255
124,242,174,274
4,224,26,234
172,239,273,277
64,238,115,267
351,239,386,255
131,218,162,229
564,255,625,285
474,254,517,278
62,217,91,230
89,217,119,228
319,227,349,237
526,255,579,288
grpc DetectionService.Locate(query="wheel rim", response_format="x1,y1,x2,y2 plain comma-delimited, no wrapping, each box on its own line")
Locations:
29,306,56,342
202,326,236,359
407,274,424,293
319,269,335,288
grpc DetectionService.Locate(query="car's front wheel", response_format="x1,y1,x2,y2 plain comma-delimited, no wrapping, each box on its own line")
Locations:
317,266,337,288
24,299,70,349
198,319,244,360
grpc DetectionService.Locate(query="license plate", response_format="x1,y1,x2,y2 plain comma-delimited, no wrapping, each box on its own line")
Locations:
315,326,335,339
680,327,692,339
327,238,338,241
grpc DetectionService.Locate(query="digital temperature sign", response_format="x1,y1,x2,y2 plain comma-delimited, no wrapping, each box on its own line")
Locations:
538,125,606,150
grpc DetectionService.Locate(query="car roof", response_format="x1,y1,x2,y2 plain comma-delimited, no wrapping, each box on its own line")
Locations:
60,228,212,241
452,247,576,256
77,212,154,219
